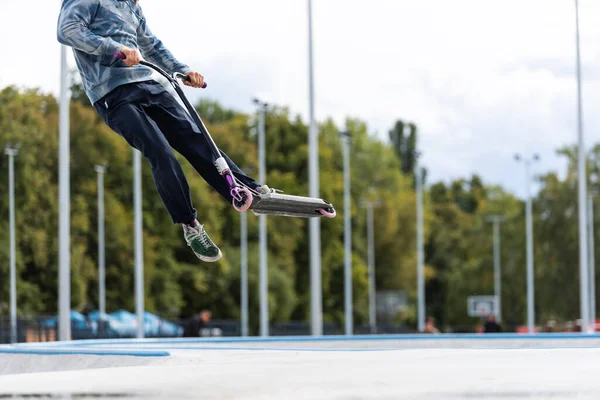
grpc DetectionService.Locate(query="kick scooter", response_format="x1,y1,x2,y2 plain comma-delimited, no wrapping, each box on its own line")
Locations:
116,52,336,219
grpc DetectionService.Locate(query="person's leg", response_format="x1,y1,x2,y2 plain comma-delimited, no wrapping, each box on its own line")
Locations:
142,88,267,204
95,100,196,224
93,86,222,262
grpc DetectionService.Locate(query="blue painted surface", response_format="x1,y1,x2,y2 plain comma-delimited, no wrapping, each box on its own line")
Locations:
53,333,600,347
10,332,600,350
87,344,600,352
66,345,407,352
0,347,170,357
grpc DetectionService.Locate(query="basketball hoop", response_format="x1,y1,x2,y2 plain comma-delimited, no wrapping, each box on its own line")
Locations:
467,296,498,318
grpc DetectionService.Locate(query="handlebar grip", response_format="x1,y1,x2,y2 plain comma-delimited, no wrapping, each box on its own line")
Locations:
175,72,207,88
116,51,207,88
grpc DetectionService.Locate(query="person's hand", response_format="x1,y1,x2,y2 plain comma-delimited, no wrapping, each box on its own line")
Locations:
184,71,205,88
119,46,141,67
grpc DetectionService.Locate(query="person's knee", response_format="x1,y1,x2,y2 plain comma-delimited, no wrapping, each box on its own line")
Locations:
144,140,177,167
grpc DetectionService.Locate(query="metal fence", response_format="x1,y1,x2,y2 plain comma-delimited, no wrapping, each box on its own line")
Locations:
0,317,245,344
0,316,420,344
0,316,57,344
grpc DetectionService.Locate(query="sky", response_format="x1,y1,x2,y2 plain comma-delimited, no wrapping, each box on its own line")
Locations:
1,0,600,199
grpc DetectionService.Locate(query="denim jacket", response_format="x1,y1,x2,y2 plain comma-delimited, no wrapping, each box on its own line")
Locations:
57,0,191,104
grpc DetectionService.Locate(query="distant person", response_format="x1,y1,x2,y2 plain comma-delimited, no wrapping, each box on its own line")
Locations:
424,317,440,334
544,320,557,333
483,314,502,333
564,321,574,332
183,310,212,337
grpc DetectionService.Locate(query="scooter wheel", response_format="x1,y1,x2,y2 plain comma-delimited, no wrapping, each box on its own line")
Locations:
232,187,253,212
318,207,336,218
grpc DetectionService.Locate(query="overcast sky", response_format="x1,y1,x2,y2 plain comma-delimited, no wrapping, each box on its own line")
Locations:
1,0,600,199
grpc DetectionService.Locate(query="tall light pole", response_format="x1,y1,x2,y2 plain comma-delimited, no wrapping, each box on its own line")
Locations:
58,39,71,342
361,198,380,333
588,192,596,331
415,161,425,333
339,131,353,335
514,153,539,333
253,98,269,337
133,149,144,339
307,0,322,336
575,0,590,334
240,166,254,338
5,146,18,343
95,165,107,316
240,204,248,337
486,215,506,322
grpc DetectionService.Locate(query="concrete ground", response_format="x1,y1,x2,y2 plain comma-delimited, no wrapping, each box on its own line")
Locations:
1,334,599,399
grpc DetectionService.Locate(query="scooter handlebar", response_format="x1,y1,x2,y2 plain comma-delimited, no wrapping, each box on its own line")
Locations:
115,51,207,88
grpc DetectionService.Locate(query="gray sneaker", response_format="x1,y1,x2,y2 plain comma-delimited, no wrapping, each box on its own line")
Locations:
183,224,222,262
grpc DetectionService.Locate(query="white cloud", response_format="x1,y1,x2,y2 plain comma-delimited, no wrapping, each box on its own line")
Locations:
1,0,600,199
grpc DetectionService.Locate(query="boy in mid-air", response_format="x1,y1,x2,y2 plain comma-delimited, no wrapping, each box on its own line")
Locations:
57,0,272,262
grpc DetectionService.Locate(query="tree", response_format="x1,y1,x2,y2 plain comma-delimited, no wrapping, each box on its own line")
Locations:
3,81,595,334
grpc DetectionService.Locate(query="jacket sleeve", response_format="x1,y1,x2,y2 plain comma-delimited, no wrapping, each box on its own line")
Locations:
135,7,192,75
57,0,122,57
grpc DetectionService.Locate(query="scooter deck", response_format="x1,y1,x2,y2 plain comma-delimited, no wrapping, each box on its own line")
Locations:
249,192,335,218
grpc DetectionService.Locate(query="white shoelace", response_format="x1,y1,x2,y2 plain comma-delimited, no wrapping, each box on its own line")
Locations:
186,226,211,247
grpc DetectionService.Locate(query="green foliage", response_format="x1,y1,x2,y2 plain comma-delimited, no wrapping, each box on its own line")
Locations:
0,83,596,333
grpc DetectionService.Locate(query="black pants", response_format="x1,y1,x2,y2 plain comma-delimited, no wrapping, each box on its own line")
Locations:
94,80,260,224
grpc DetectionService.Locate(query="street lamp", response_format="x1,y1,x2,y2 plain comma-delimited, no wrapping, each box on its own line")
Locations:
240,167,254,337
588,191,598,331
240,203,248,337
94,165,107,317
307,0,322,337
339,130,353,335
485,215,506,322
575,0,591,334
5,145,18,343
58,20,71,342
252,97,269,337
133,149,144,339
514,153,540,333
361,198,381,333
415,153,425,333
